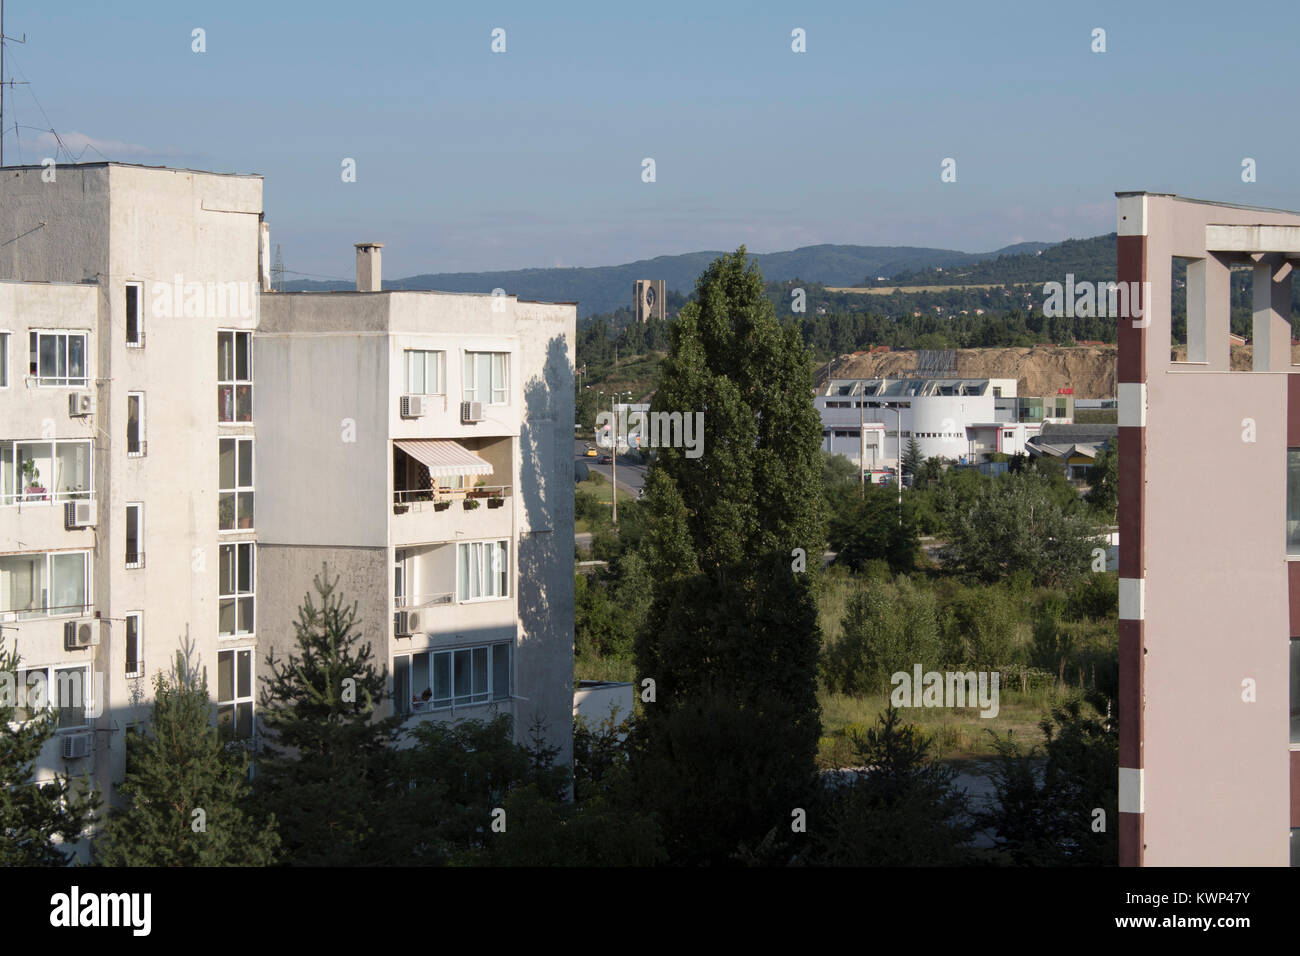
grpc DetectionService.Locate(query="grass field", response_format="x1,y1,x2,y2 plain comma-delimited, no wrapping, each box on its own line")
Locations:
574,474,636,534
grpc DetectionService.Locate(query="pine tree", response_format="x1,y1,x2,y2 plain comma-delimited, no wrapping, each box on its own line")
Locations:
901,437,923,479
0,638,98,865
94,653,279,866
255,565,404,865
633,248,827,864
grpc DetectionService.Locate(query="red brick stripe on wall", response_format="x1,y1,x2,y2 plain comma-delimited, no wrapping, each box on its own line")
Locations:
1117,236,1147,385
1118,428,1143,580
1290,563,1300,640
1119,813,1143,867
1118,620,1143,768
1288,375,1300,447
1292,751,1300,829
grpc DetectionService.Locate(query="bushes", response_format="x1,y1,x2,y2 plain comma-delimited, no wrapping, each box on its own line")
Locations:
823,577,943,694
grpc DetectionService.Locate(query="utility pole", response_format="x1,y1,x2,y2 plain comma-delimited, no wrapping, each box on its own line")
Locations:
858,381,866,496
0,1,28,168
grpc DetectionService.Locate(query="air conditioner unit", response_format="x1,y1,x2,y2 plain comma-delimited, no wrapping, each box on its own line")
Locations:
64,500,95,529
395,611,415,636
62,732,94,760
64,619,99,650
400,395,427,418
461,401,484,423
68,392,94,417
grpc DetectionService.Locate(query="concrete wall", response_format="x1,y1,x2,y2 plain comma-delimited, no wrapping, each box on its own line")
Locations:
1121,193,1298,865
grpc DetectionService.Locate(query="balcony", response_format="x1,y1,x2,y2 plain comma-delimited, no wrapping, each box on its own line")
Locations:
391,438,513,546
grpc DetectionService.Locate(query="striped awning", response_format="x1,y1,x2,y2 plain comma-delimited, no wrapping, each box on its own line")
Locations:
394,440,494,479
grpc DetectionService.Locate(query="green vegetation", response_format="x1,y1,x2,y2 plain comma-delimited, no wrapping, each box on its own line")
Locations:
0,637,98,866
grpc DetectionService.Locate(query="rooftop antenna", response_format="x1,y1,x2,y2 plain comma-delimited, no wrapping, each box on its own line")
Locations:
271,244,284,291
0,0,29,167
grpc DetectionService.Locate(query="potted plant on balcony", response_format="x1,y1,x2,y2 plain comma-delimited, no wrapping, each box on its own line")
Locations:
463,496,480,511
434,496,451,511
487,489,505,509
21,460,46,501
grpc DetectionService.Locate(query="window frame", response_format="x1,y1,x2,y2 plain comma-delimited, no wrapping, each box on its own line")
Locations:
404,349,446,396
393,642,511,714
0,549,91,620
217,329,253,424
218,542,255,638
0,438,94,507
218,437,255,532
126,392,145,457
462,351,510,406
124,611,143,678
28,329,90,387
125,282,144,348
11,663,93,731
0,330,9,388
216,648,254,740
125,502,144,569
456,539,509,603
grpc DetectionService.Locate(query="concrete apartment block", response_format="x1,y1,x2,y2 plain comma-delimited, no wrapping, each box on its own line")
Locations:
1116,192,1300,866
0,163,576,858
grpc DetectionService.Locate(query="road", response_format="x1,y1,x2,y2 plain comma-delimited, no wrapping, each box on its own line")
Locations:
573,439,646,496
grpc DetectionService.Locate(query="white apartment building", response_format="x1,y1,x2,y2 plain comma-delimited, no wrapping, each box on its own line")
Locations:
0,164,575,855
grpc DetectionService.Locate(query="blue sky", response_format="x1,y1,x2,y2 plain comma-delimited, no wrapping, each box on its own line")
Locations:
3,1,1293,279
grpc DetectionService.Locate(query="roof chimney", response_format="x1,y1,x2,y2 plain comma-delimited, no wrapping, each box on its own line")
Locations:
355,242,383,292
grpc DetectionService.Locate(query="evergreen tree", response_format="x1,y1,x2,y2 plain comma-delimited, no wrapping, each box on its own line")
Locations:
1084,443,1119,523
95,654,279,866
812,707,973,865
255,566,403,865
633,248,827,864
901,437,923,479
0,638,98,865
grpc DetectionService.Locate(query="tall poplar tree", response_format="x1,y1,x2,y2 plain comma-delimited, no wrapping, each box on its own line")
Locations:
633,248,827,864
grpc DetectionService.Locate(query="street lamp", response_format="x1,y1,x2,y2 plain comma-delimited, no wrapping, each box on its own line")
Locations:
611,390,631,524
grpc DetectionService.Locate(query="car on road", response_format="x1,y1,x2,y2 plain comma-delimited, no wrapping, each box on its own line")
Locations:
597,455,613,464
584,445,598,457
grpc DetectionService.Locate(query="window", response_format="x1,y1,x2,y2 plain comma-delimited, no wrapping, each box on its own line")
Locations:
12,664,92,729
0,439,92,505
125,503,143,568
28,330,88,386
219,438,254,531
217,649,253,740
125,283,143,347
218,543,254,637
125,613,143,677
1289,450,1300,556
127,393,144,457
0,551,88,619
393,642,510,714
1291,638,1300,746
457,540,508,601
0,331,8,387
217,330,252,423
463,351,508,405
405,349,445,395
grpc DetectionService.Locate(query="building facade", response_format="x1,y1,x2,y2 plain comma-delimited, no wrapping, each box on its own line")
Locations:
0,163,575,856
1116,191,1300,866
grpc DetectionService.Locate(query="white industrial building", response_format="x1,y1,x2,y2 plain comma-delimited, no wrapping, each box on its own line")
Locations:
816,376,1050,469
0,163,576,856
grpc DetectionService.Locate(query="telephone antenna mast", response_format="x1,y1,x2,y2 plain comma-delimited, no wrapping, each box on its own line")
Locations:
0,0,29,167
271,244,284,292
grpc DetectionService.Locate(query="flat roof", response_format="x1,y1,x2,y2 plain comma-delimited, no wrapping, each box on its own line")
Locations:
1115,191,1300,216
0,161,261,179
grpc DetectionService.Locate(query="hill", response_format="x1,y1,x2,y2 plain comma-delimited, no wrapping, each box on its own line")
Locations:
880,234,1117,288
284,241,1052,318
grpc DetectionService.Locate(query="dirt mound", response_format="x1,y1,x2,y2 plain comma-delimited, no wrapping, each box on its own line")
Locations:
818,346,1118,398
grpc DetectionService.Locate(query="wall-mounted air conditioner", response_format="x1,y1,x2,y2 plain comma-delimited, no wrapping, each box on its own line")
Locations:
461,401,484,423
64,500,95,529
400,395,427,418
62,732,94,760
68,392,94,417
64,619,99,650
395,610,415,636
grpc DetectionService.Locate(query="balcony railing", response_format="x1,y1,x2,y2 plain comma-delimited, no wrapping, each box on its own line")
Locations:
393,485,511,513
396,593,454,611
2,489,93,507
